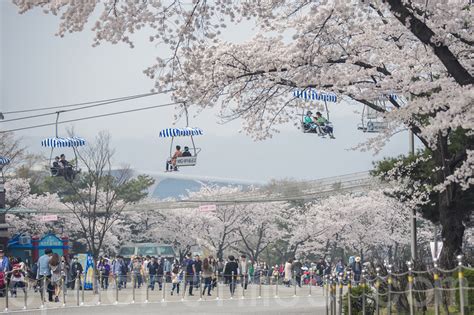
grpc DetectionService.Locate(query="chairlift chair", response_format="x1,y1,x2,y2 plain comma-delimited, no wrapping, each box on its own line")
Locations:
357,106,388,133
0,156,11,184
40,111,86,180
300,107,335,138
159,103,204,171
159,127,203,169
294,88,337,139
357,98,390,133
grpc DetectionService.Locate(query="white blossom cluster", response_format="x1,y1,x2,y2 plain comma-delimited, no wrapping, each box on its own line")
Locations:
13,0,473,189
290,189,432,260
5,179,443,259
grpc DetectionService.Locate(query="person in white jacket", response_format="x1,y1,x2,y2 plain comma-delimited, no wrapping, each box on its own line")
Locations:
284,259,293,287
239,255,249,290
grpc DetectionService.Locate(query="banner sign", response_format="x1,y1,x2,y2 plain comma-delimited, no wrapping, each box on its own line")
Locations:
199,204,217,212
40,215,58,222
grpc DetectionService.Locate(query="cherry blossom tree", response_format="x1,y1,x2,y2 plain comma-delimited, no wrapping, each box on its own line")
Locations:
291,189,435,264
13,0,473,266
4,175,146,256
336,191,411,261
234,202,286,262
193,207,242,260
0,132,24,175
155,208,202,261
13,129,156,257
5,178,80,238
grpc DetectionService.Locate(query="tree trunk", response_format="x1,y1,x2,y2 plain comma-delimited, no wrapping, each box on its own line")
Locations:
438,201,464,268
217,246,223,260
434,136,464,269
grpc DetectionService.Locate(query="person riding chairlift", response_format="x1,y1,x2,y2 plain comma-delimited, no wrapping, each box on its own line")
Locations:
182,146,192,157
166,145,182,172
60,154,75,180
52,156,62,176
303,111,319,132
315,112,335,139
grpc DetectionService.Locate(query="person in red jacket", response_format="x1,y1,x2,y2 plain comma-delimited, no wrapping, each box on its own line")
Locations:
166,145,182,172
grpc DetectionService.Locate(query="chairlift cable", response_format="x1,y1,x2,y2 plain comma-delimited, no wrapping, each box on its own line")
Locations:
0,90,174,124
0,102,181,134
1,91,164,115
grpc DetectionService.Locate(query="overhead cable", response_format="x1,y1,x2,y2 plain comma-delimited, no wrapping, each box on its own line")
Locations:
0,102,180,134
0,90,174,123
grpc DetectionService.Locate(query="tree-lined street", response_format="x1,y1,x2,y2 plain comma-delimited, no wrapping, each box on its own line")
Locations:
0,1,472,314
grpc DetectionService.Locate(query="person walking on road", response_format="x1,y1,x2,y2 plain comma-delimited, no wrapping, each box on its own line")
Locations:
184,253,196,296
284,259,293,287
351,257,362,284
239,255,249,290
292,258,303,288
49,253,62,302
70,256,83,290
201,258,214,296
224,255,239,296
147,257,159,291
170,265,181,296
37,248,53,302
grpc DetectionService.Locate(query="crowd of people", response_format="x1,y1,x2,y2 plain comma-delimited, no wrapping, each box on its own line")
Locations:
0,249,85,302
97,253,365,296
0,247,365,303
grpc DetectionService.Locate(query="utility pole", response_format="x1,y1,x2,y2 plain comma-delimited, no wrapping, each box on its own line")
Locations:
409,130,417,262
0,182,8,251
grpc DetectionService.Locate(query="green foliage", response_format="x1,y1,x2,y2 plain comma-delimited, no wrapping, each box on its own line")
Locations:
343,284,375,315
31,175,77,198
456,268,474,314
31,172,155,204
371,149,439,222
115,174,155,203
371,128,474,225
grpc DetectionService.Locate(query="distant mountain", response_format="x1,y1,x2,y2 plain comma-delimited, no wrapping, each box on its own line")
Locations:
139,171,264,200
151,178,244,199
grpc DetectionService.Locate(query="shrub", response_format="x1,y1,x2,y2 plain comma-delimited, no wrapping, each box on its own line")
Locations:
343,284,375,315
456,268,474,314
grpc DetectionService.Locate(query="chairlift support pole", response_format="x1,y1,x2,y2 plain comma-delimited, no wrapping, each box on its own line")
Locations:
324,100,330,121
408,93,417,262
55,111,61,138
409,129,417,262
361,105,366,130
183,103,189,128
183,103,197,156
0,182,7,250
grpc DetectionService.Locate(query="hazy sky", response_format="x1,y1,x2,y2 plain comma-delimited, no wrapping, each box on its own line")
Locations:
0,2,422,183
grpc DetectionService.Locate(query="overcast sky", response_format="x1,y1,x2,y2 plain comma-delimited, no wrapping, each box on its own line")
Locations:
0,2,422,183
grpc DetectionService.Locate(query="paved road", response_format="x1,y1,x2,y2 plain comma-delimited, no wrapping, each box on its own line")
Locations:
1,284,330,314
10,296,326,315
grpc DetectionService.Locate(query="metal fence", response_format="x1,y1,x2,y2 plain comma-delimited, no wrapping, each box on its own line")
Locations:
1,257,472,313
327,256,473,315
1,269,325,312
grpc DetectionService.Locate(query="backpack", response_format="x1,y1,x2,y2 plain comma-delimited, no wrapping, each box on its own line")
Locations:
120,263,128,275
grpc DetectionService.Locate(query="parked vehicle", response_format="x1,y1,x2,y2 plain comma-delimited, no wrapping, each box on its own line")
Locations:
118,243,175,263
